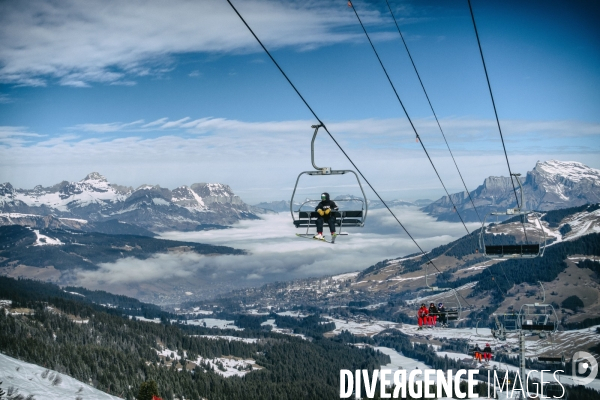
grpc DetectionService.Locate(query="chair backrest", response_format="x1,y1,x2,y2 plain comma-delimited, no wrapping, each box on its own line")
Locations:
485,244,540,256
521,323,555,331
538,356,563,363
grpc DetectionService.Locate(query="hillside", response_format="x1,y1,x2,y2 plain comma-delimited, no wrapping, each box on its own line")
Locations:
0,225,244,281
0,353,122,400
0,277,391,400
186,203,600,329
423,160,600,222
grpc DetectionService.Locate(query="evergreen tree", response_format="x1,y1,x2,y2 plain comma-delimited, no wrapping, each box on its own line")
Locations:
137,380,159,400
562,295,584,312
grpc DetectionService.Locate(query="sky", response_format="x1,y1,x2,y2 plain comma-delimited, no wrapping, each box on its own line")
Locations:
1,0,599,204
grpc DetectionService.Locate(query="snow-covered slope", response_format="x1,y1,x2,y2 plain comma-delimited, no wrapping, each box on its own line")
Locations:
423,160,600,222
0,352,122,400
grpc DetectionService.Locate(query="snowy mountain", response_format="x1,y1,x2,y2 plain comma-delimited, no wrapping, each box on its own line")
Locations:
423,160,600,222
0,173,260,231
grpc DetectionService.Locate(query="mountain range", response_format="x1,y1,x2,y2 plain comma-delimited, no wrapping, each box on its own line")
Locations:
0,172,265,232
423,160,600,222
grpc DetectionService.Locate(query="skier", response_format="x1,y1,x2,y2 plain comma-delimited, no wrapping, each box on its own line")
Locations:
417,303,429,330
313,192,339,240
437,303,447,327
428,302,438,326
473,344,483,362
483,343,493,362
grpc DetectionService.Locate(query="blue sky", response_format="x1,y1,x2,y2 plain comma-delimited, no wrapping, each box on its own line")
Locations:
1,0,599,203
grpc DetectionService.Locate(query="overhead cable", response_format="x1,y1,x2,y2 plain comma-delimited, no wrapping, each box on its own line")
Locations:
384,0,482,225
348,1,472,236
226,0,472,307
466,0,529,245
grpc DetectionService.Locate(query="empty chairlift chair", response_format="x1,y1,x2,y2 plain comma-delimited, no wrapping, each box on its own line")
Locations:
479,173,546,258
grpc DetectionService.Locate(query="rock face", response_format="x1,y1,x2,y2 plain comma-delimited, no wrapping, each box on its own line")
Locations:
0,173,260,231
422,160,600,222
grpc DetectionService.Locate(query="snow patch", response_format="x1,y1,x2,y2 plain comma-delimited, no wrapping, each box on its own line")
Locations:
0,353,122,400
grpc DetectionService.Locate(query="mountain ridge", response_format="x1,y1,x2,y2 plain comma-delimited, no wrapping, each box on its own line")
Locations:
0,172,263,232
423,160,600,222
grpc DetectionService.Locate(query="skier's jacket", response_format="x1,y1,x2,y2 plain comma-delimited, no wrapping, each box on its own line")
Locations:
315,192,338,220
483,345,492,354
429,304,438,316
417,306,428,318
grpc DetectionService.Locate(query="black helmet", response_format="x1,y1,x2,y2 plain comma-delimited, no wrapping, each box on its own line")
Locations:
321,192,330,201
421,303,426,307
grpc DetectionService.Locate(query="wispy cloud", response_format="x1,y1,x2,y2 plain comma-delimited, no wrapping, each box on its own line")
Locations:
1,117,599,203
0,126,45,146
69,120,145,133
0,0,390,87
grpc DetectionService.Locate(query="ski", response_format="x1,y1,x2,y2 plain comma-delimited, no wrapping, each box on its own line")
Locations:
295,233,335,244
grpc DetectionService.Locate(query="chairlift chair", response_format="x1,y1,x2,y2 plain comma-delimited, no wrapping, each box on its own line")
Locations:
422,262,462,323
537,331,565,364
479,173,546,258
291,124,368,238
518,282,559,334
518,303,558,333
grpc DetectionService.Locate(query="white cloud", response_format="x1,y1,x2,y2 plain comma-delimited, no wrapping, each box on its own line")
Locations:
0,0,389,87
1,117,599,203
70,120,145,133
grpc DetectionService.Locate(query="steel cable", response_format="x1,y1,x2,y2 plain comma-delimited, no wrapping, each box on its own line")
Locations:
226,0,472,308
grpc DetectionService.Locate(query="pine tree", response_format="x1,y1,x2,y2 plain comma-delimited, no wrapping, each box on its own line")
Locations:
137,380,159,400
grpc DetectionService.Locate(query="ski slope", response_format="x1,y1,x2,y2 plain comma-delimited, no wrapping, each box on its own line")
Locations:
0,353,122,400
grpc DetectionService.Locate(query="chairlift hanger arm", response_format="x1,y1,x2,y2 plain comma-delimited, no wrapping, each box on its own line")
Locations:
310,124,328,173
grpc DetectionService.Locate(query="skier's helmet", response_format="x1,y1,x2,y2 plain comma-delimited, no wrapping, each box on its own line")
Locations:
438,303,443,308
421,303,426,307
321,192,329,201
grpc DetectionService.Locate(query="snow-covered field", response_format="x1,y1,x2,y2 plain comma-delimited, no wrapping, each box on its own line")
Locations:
328,318,400,336
184,318,242,330
260,319,307,339
156,347,259,378
196,335,258,343
0,353,122,400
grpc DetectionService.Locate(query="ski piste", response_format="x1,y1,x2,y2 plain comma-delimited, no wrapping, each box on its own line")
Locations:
295,233,337,244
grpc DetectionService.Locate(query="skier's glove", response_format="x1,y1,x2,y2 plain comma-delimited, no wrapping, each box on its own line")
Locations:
324,209,331,215
317,209,325,216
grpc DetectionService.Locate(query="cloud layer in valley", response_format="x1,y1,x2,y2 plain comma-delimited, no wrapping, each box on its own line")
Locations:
76,208,479,299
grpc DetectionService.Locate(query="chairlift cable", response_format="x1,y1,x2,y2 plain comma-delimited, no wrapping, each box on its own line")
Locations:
384,0,483,225
466,0,529,243
349,2,472,237
226,0,472,307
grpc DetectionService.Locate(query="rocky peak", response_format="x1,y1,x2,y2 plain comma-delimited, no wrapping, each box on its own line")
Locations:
0,182,14,197
83,172,107,182
190,183,244,206
423,160,600,222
